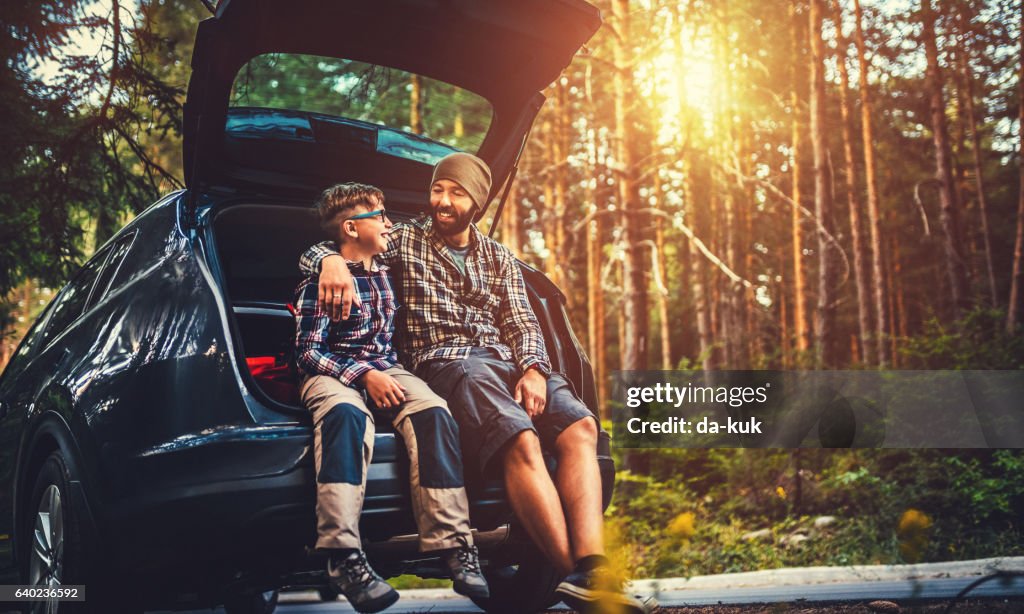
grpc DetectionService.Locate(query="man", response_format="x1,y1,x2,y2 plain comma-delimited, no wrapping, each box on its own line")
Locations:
300,154,651,613
295,182,488,613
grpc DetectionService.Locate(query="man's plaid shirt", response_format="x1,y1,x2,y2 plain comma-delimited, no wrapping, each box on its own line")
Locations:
299,217,551,375
294,259,399,386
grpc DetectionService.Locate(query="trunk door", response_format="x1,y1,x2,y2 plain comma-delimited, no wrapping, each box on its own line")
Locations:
183,0,600,212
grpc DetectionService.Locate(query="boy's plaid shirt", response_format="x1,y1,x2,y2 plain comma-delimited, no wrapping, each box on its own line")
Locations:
299,217,551,375
294,259,399,386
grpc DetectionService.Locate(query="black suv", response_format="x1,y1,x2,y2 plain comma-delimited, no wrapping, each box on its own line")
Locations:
0,1,609,612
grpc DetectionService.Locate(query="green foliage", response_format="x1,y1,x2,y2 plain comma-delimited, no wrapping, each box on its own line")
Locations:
1,0,204,304
387,574,451,590
230,54,492,152
901,307,1024,369
608,448,1024,578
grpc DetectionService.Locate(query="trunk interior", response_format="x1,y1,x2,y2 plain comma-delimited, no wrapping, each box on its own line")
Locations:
208,200,422,416
206,198,596,422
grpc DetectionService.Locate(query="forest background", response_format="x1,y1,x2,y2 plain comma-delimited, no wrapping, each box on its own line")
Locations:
1,0,1022,579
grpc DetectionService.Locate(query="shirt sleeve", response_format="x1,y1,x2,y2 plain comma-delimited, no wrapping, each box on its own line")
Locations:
294,276,373,386
298,241,339,276
496,250,552,376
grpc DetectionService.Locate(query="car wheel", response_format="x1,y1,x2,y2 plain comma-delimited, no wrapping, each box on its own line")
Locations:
223,589,279,614
469,545,562,614
22,451,90,613
317,585,340,601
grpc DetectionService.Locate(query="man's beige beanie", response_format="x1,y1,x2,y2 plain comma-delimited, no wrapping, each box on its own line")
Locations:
430,152,492,209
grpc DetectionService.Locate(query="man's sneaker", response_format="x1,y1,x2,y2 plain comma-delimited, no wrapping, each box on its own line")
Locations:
326,550,400,613
443,537,490,599
556,564,658,614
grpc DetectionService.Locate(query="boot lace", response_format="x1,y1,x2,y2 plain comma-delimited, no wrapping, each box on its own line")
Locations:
340,551,380,588
454,537,482,574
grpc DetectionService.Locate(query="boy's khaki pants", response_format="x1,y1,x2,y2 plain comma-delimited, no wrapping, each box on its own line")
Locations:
301,368,473,552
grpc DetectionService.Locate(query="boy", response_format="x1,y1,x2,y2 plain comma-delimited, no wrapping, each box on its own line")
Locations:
294,183,487,613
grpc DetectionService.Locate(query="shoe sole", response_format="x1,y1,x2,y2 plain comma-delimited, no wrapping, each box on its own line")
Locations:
555,582,652,614
348,587,400,613
452,582,490,601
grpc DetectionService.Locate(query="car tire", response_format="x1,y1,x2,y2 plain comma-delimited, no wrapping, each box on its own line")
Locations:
223,589,279,614
317,585,340,601
469,545,562,614
20,451,93,613
20,451,145,614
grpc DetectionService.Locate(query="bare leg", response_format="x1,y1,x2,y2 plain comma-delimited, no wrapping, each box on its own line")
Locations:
554,417,604,562
503,430,574,575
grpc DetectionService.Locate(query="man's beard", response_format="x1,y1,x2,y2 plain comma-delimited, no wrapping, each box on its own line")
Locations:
431,205,475,236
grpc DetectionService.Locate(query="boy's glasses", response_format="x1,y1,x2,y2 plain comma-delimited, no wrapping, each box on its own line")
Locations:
347,209,388,223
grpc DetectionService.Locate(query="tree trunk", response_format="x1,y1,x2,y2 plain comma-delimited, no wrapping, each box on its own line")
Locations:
652,172,672,370
551,81,571,309
834,3,875,366
409,75,423,134
612,0,648,371
790,2,810,363
922,0,970,316
1007,1,1024,333
888,235,900,366
502,175,521,258
542,129,558,282
617,260,627,371
587,213,601,410
810,0,836,368
956,16,999,307
684,154,713,370
853,0,889,367
893,236,908,365
596,208,608,413
780,266,791,368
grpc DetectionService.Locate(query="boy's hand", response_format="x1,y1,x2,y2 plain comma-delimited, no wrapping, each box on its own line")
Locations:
514,367,547,418
363,370,407,409
318,255,361,321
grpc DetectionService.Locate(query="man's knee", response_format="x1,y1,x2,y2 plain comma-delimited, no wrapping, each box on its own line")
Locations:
503,429,545,469
407,407,464,488
318,403,370,485
556,416,598,452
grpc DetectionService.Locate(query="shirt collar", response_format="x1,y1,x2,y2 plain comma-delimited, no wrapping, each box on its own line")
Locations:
343,255,388,273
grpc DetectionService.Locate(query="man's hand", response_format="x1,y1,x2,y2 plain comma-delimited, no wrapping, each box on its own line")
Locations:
363,370,407,409
318,254,361,321
514,367,548,418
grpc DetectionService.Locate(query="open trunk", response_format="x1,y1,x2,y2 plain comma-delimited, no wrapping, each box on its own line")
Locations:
204,198,597,415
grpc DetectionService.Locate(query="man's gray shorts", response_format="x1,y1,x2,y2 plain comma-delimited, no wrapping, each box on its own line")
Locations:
416,348,595,474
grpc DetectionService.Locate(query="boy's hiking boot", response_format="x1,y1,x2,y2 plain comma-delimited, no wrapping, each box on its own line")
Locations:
443,536,490,599
327,550,400,613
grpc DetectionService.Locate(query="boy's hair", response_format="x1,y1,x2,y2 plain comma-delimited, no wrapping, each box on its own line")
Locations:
315,182,384,242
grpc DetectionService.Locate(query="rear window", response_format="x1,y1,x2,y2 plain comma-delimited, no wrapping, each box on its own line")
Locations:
36,256,105,350
229,53,493,162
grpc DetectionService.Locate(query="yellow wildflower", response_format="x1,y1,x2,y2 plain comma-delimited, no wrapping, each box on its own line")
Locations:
897,508,933,563
668,511,696,539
